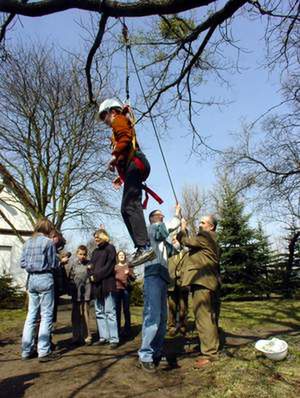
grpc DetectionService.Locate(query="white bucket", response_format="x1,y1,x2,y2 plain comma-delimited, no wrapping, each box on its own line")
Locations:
255,337,288,361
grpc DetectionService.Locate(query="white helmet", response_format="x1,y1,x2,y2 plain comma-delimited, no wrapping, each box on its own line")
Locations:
98,98,123,120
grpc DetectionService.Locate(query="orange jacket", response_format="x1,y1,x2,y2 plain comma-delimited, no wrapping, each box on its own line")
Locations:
111,114,139,166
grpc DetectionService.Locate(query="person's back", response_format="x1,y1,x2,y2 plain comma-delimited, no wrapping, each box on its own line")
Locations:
21,234,57,274
20,218,59,363
179,229,219,291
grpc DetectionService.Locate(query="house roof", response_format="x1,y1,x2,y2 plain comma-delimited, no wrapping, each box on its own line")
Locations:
0,228,32,237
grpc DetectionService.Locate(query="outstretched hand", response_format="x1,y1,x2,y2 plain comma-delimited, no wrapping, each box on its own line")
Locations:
181,218,187,231
175,203,181,218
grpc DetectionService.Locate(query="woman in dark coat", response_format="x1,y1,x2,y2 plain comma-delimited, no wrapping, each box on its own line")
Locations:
89,229,119,348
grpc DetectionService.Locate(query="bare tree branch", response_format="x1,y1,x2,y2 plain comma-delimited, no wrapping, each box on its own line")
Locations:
85,12,108,104
0,1,215,17
0,12,15,42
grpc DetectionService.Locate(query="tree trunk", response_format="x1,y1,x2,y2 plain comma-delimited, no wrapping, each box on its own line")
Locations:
284,231,300,298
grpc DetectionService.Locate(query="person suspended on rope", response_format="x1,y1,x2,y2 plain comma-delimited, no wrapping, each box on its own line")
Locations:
98,98,157,266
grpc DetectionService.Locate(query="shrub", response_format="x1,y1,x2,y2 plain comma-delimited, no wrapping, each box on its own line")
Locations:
0,273,26,309
130,281,143,306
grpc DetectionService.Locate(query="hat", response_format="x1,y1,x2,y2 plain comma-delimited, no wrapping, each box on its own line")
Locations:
98,98,123,121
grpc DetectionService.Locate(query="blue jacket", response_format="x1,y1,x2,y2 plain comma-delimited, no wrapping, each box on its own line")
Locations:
20,234,58,273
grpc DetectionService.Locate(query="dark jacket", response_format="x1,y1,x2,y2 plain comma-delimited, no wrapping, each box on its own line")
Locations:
90,242,117,300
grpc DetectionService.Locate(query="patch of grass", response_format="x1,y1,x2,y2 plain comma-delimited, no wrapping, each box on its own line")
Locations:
130,305,143,326
220,299,300,332
0,308,26,334
181,299,300,398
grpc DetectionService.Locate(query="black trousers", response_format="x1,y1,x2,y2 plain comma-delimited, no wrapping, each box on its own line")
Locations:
115,289,131,334
121,158,149,247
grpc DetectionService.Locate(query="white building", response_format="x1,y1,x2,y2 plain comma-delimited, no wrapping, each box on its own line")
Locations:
0,185,33,288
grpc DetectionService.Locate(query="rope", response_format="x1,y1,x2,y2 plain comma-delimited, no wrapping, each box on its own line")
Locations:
122,20,130,102
120,18,179,204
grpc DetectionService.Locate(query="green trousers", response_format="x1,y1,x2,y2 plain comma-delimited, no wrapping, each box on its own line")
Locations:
191,285,220,358
167,286,189,332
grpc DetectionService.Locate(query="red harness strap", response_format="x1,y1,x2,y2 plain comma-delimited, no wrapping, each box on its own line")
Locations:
141,184,163,209
131,156,147,180
117,156,163,209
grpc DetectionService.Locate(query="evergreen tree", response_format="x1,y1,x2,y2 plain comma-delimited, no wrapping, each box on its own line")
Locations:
252,223,272,298
217,184,271,299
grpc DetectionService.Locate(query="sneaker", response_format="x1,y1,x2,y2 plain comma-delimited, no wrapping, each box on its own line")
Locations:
137,360,156,373
109,343,119,350
38,352,61,363
94,340,109,346
131,246,156,267
22,352,37,361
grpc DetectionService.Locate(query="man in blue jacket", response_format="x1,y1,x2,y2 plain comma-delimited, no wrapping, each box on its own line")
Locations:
138,204,181,372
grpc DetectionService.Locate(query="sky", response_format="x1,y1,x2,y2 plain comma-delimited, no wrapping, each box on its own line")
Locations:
5,7,285,250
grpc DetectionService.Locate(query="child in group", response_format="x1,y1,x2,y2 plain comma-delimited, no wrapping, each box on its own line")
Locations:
68,245,92,346
20,218,60,362
115,250,136,339
89,228,119,348
98,99,155,266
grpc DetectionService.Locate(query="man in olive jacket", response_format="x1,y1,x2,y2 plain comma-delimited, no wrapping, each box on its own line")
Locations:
178,214,220,368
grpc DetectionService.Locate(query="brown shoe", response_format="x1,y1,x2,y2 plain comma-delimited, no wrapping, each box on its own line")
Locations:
194,357,212,368
168,327,177,337
179,326,187,336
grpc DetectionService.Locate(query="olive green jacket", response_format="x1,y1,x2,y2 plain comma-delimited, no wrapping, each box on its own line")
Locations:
179,230,220,291
168,250,188,291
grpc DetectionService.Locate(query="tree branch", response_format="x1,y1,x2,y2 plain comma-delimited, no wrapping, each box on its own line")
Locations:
85,12,108,104
0,12,15,42
0,0,215,17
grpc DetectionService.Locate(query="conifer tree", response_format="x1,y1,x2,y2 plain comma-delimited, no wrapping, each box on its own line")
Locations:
252,223,272,298
217,184,270,299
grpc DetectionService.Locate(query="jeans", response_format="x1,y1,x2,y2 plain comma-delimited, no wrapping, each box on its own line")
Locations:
94,293,119,343
138,275,168,363
115,289,131,335
21,273,54,358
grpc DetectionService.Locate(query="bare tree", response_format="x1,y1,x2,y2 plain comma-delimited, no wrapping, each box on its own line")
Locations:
0,1,298,144
220,73,300,221
219,69,300,295
0,43,116,230
181,183,207,235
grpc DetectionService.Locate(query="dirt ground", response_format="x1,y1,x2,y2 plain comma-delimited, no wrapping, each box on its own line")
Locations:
0,300,299,398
